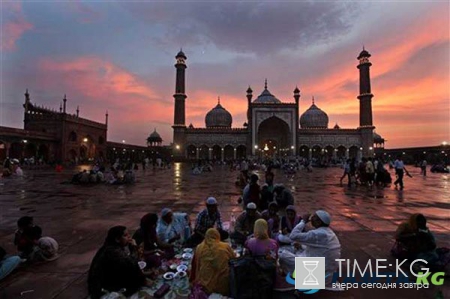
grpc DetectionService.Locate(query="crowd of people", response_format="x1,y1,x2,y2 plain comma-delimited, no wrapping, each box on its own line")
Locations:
1,156,449,298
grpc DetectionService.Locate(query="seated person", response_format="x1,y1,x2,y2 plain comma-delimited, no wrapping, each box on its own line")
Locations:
186,197,228,247
156,208,190,244
278,205,301,244
261,202,280,239
245,219,278,259
14,216,42,259
260,184,273,212
273,184,294,210
79,170,90,184
242,174,261,209
133,213,174,268
0,246,21,281
189,228,235,296
230,203,262,244
88,226,149,299
393,213,449,269
279,210,340,288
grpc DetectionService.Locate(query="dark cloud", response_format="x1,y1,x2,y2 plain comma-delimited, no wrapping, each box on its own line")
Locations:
123,2,359,55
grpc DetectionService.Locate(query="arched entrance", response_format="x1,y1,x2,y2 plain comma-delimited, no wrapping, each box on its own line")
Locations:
312,145,322,159
325,145,334,159
236,145,246,159
37,144,49,162
224,145,234,160
257,116,291,157
80,145,88,161
24,143,37,158
187,145,196,159
0,141,6,161
349,146,358,159
9,142,23,159
299,146,309,158
337,146,347,160
68,149,77,161
212,145,221,160
199,145,209,160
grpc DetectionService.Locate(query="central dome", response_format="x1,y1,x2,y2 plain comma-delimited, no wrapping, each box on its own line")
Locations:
253,80,281,104
205,99,232,128
300,98,329,129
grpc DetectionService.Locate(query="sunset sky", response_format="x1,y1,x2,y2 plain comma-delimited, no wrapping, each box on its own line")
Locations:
1,1,449,148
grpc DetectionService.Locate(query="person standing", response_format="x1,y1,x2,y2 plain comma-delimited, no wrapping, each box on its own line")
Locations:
420,159,427,177
394,156,406,190
366,157,375,189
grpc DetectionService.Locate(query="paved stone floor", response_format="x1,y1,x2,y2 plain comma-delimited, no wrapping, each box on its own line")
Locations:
0,164,449,299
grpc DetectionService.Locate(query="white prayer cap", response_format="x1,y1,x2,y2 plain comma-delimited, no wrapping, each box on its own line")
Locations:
206,197,217,205
315,210,331,225
246,202,257,210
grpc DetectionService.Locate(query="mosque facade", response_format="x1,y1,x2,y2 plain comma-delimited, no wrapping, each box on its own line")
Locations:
172,49,383,161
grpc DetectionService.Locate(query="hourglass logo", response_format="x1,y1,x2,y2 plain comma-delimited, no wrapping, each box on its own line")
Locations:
295,257,325,289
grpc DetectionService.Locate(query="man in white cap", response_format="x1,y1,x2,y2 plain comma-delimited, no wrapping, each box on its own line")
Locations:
279,210,341,288
231,202,262,244
186,197,228,247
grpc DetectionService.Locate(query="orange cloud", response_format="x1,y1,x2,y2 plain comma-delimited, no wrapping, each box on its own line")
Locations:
1,3,33,52
37,56,174,145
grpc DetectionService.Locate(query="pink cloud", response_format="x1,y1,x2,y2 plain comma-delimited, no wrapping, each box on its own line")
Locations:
1,2,33,52
36,56,173,145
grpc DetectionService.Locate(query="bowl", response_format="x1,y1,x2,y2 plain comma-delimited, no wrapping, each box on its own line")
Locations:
183,248,193,253
163,272,175,280
170,264,178,270
174,254,182,259
138,261,146,270
181,253,192,260
177,265,188,272
175,271,187,278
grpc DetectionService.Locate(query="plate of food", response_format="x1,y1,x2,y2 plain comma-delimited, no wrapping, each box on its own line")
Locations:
181,253,192,260
174,254,182,259
138,261,146,270
163,272,175,280
180,261,189,266
177,264,188,272
183,248,193,254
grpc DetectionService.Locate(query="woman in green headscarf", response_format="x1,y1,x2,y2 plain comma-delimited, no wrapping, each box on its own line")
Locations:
189,228,235,295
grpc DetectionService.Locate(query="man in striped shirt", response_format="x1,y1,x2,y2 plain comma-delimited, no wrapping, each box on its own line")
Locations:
186,197,228,247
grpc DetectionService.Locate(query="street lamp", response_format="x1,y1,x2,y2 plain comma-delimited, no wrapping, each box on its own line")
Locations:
369,147,373,150
175,145,180,150
23,140,28,143
254,145,258,149
443,141,448,146
122,140,126,143
83,138,88,142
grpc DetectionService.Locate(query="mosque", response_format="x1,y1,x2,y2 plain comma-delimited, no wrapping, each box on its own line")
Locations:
172,48,385,161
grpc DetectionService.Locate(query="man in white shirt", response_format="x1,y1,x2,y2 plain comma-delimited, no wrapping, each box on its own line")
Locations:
393,156,405,190
279,210,341,287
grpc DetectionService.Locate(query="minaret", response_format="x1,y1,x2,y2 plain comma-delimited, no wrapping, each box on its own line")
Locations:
76,105,79,117
105,110,109,127
293,86,300,154
24,89,30,113
357,47,375,157
172,49,187,157
63,94,67,114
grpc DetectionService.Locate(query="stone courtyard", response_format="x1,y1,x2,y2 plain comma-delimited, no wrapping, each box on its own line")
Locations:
0,164,449,299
